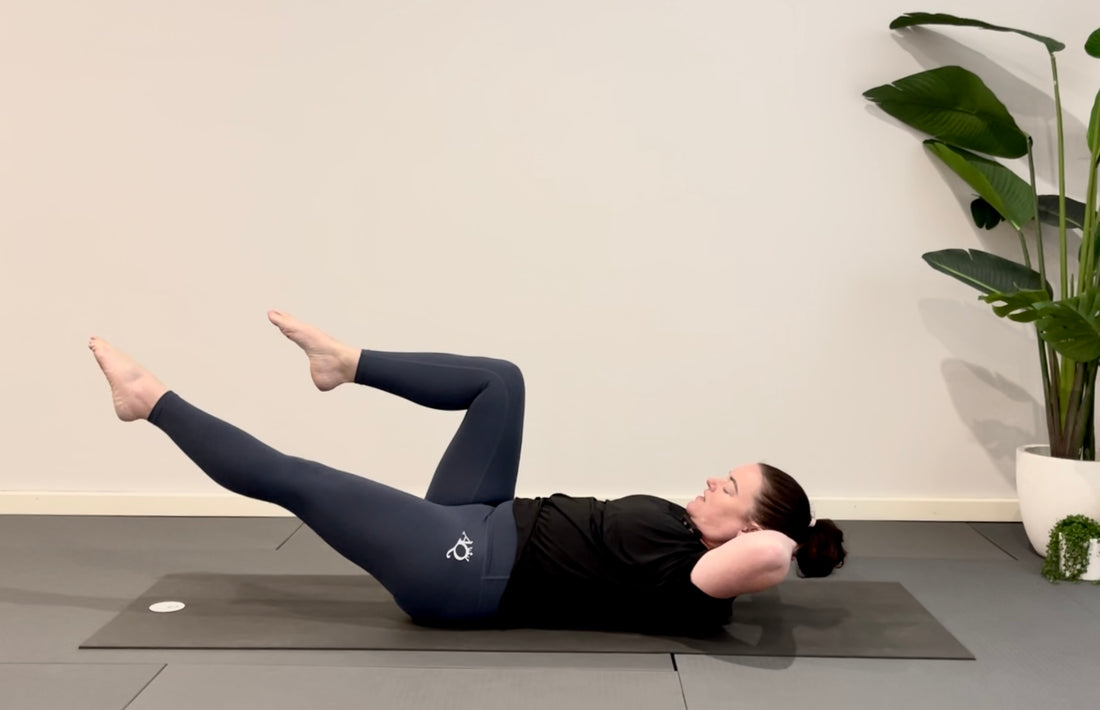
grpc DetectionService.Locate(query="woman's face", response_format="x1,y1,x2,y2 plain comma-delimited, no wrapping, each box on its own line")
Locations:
685,463,766,546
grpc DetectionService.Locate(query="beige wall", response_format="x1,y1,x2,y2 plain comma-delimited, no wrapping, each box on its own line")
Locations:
2,1,1096,518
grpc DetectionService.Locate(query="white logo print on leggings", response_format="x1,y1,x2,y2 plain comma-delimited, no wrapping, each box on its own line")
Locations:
446,532,474,562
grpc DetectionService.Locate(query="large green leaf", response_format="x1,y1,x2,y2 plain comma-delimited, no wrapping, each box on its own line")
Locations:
863,66,1029,158
977,195,1090,232
923,248,1046,296
1086,28,1100,58
1033,292,1100,362
889,12,1065,53
982,289,1050,321
1037,195,1087,230
971,197,1003,229
925,141,1036,228
967,194,1090,233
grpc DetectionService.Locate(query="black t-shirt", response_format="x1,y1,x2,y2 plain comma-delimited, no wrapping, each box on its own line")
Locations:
494,494,734,634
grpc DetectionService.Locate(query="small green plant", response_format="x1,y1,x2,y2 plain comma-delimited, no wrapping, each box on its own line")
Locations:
1042,514,1100,583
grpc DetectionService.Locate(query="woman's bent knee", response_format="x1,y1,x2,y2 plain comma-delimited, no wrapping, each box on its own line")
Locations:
487,359,524,396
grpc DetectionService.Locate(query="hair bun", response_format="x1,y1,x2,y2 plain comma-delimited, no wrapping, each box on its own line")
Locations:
794,518,847,578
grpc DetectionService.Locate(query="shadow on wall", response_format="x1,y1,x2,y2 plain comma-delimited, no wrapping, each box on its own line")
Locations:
919,300,1043,485
940,359,1043,484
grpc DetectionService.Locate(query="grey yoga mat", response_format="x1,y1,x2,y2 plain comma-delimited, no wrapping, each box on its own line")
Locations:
81,574,974,659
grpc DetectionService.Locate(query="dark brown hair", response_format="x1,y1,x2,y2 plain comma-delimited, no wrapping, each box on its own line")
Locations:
752,463,846,578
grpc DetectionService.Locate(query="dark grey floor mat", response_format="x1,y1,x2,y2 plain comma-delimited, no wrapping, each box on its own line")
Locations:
81,573,973,659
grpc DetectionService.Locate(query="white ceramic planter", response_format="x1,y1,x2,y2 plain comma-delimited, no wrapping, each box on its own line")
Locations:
1016,444,1100,556
1057,533,1100,582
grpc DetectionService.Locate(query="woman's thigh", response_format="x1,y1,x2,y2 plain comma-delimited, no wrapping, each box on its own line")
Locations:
286,459,517,623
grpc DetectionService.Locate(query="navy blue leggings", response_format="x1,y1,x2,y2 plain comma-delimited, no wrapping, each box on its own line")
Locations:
146,349,524,625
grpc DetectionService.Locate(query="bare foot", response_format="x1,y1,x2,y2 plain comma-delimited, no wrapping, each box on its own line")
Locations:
267,310,358,391
88,337,169,421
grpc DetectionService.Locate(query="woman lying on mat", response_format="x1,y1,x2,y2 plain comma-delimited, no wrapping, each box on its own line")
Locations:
89,311,846,635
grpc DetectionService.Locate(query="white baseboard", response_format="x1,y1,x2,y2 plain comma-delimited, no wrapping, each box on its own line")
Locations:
806,497,1020,522
0,492,1021,521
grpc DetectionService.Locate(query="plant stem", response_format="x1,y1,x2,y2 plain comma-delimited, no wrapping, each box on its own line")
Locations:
1085,151,1100,289
1069,363,1097,459
1027,146,1047,287
1038,339,1059,450
1015,229,1032,268
1048,344,1065,453
1062,362,1086,457
1085,400,1096,460
1049,52,1068,300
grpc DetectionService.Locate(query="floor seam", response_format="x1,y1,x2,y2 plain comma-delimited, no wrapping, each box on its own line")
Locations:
967,523,1020,561
120,663,167,709
672,654,688,710
275,522,306,551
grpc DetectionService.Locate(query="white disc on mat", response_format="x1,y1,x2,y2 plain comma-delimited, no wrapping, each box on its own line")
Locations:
149,601,186,613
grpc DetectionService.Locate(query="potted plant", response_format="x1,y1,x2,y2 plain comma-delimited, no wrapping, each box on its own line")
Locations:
863,12,1100,554
1043,514,1100,583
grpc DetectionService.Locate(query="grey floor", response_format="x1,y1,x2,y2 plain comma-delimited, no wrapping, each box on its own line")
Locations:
2,517,1098,710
